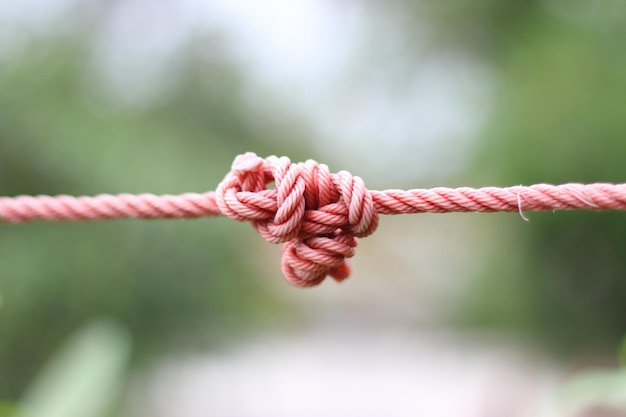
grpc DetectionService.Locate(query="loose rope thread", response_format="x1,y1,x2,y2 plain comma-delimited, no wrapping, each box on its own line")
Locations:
2,152,626,287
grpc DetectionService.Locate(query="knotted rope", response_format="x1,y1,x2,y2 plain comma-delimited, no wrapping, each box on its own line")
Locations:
215,153,378,286
2,152,626,286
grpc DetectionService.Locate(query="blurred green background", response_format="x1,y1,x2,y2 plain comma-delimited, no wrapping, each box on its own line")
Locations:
1,0,626,415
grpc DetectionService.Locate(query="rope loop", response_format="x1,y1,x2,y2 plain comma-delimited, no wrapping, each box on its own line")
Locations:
216,152,379,287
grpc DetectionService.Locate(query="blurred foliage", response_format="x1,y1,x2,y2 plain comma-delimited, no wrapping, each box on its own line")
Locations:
380,0,626,59
3,0,626,407
0,15,308,398
365,0,626,355
446,3,626,354
0,402,16,417
382,0,536,56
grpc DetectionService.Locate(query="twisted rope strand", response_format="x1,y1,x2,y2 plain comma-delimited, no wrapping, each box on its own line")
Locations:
0,192,222,222
2,152,626,287
3,184,624,223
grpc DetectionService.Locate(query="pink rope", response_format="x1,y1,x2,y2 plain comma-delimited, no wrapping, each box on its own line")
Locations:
2,152,626,287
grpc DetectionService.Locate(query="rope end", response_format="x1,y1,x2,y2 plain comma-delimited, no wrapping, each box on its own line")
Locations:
329,261,351,282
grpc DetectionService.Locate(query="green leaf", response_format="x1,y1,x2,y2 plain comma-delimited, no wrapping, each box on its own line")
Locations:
0,402,18,417
15,320,132,417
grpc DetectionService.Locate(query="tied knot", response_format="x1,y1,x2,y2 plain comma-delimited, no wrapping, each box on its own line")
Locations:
216,152,379,287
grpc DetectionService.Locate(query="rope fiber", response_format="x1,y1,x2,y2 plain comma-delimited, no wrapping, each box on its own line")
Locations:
2,152,626,286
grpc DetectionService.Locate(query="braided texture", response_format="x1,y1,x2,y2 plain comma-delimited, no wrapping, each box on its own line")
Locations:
216,153,378,286
2,152,626,286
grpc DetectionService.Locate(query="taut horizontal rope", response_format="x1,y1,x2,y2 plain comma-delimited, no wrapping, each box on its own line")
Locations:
2,152,626,286
3,184,624,222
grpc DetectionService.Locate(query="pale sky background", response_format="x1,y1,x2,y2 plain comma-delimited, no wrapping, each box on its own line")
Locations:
0,0,491,185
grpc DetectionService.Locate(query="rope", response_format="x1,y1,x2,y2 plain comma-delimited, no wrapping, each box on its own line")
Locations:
2,152,626,287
